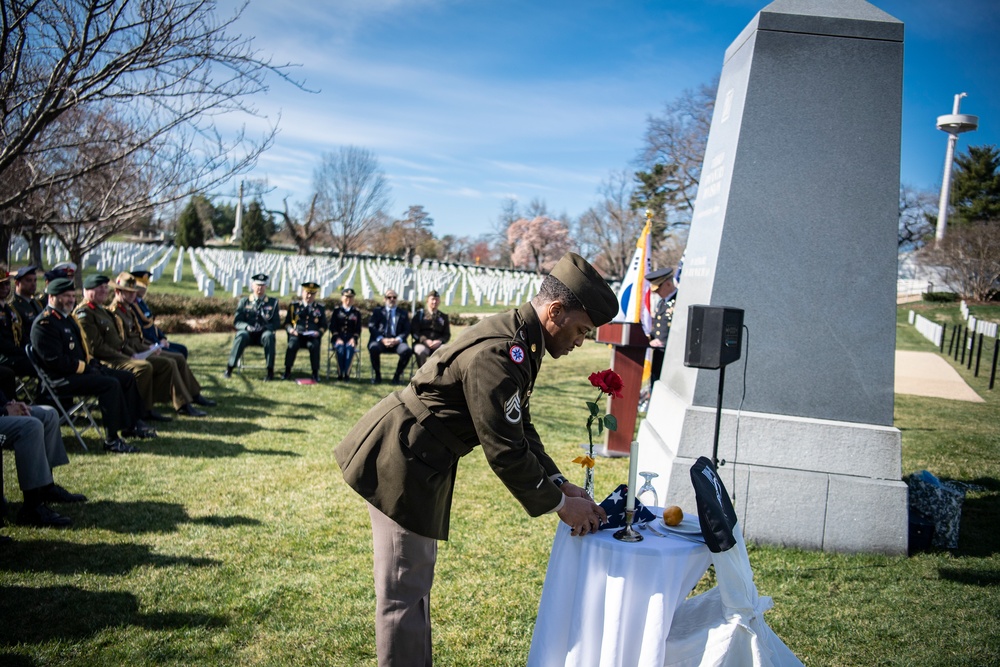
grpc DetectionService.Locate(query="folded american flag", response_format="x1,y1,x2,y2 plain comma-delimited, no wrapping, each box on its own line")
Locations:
598,483,656,530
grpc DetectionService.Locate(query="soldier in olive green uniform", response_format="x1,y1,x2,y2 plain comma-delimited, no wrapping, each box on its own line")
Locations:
11,265,44,333
335,253,618,667
225,273,281,381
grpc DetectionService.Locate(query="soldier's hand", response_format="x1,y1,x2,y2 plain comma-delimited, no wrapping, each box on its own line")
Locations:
557,496,607,537
559,481,590,499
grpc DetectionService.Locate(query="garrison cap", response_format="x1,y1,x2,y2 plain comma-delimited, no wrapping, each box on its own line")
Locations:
646,266,675,286
132,270,152,286
426,289,440,298
548,252,618,327
252,273,269,285
301,281,320,293
341,287,356,296
13,265,37,280
83,275,110,290
114,272,138,292
45,277,75,295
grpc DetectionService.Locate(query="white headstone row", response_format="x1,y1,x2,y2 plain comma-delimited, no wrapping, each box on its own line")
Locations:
908,311,944,347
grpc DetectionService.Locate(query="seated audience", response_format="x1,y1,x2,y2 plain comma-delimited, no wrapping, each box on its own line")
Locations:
0,389,86,527
282,281,327,382
29,277,153,453
110,273,212,416
411,289,451,367
367,289,412,385
74,275,173,422
330,287,362,380
130,269,188,358
225,273,280,381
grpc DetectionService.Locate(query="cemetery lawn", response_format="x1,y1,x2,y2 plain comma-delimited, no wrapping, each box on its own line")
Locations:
1,308,997,666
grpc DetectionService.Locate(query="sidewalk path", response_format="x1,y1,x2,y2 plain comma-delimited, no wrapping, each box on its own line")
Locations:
895,350,984,402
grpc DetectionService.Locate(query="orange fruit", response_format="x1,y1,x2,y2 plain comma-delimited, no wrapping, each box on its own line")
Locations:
663,505,684,526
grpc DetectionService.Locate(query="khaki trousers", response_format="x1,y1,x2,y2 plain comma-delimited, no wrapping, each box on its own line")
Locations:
368,503,436,667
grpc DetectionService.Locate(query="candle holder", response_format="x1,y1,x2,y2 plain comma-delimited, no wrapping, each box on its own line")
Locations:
613,509,643,542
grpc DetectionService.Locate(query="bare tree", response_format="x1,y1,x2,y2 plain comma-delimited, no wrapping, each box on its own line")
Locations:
576,170,646,279
899,184,937,250
491,196,521,268
394,205,434,263
271,195,326,256
920,222,1000,301
634,77,718,233
0,0,302,259
314,146,392,262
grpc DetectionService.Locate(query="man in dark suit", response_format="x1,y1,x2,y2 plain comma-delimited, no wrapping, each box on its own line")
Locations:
367,289,412,385
336,252,617,667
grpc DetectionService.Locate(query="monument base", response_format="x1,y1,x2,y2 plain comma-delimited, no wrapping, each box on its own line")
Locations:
637,385,908,555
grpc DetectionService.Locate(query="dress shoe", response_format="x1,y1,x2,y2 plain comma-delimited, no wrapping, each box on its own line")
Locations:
392,375,404,385
41,484,88,504
371,375,382,385
123,425,157,439
264,369,275,382
104,438,140,453
223,366,233,379
281,372,292,381
311,374,320,383
145,409,174,422
17,504,72,528
177,404,207,417
193,395,216,407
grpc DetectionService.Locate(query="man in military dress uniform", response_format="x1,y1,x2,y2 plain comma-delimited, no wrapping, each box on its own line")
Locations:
282,281,327,382
29,278,151,453
11,265,44,331
335,252,617,667
645,267,677,381
410,289,450,368
110,273,212,416
0,267,34,377
330,287,362,380
225,273,280,381
130,270,188,358
367,289,412,385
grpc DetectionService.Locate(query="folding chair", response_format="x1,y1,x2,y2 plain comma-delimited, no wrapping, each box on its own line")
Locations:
25,344,102,452
326,339,362,380
664,457,803,667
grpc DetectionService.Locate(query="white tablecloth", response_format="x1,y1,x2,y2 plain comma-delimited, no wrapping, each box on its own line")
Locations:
528,517,712,667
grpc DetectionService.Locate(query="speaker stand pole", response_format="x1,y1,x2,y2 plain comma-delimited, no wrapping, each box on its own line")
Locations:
712,365,726,468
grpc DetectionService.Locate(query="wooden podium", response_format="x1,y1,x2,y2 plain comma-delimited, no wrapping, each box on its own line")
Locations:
595,322,649,456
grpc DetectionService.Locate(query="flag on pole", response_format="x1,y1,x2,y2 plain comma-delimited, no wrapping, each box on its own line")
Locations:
612,213,653,325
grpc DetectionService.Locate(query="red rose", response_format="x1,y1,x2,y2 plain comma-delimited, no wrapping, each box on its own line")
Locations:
588,369,624,399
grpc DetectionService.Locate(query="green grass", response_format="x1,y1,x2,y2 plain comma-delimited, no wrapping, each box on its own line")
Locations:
2,305,999,666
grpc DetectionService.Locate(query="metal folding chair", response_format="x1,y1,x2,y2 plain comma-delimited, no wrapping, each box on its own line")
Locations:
25,344,102,451
326,338,362,380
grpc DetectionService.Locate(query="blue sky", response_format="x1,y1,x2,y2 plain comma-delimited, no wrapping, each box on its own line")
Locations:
218,0,999,238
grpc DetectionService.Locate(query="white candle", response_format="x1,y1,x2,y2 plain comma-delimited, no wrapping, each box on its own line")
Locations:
625,440,639,513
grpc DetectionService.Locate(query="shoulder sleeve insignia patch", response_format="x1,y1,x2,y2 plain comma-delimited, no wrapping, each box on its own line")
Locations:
509,344,525,364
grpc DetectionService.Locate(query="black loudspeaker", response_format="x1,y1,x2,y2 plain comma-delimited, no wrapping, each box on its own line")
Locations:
684,305,744,369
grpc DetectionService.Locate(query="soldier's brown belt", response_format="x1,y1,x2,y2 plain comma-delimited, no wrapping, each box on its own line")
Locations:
397,385,475,468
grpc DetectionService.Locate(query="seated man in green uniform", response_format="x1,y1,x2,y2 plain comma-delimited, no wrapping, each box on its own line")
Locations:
282,281,327,382
410,289,451,368
224,273,281,381
11,265,44,333
335,252,618,667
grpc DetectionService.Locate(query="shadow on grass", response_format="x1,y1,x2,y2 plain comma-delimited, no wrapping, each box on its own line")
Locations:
955,481,1000,558
0,652,36,666
66,500,262,534
938,567,1000,587
0,539,219,575
140,438,301,458
0,585,227,646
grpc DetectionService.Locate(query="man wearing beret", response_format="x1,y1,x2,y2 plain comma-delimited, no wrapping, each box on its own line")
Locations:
11,265,44,331
410,289,450,368
28,278,152,453
330,287,362,380
645,266,677,381
225,273,280,381
336,252,616,667
130,270,188,359
282,281,327,382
